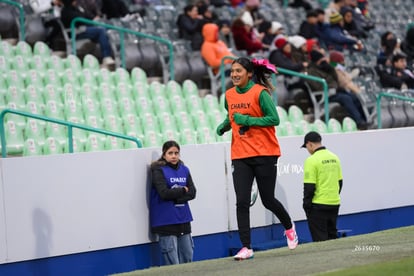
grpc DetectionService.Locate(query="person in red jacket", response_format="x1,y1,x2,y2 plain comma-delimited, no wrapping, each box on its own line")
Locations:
201,23,235,74
216,57,299,261
231,15,264,55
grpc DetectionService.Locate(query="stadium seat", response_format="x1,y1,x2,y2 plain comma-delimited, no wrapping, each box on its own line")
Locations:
83,54,101,70
202,94,220,113
169,94,187,115
30,54,49,72
43,136,65,155
33,41,51,57
113,67,131,85
294,120,313,135
43,84,63,103
180,128,197,145
118,97,137,117
135,96,155,116
130,67,148,84
142,130,163,148
47,55,65,71
5,120,25,156
157,111,178,132
140,112,161,133
174,111,195,132
312,119,328,133
327,118,343,133
14,41,33,57
104,136,124,150
149,81,166,100
276,106,289,123
342,117,357,132
0,55,11,73
182,79,200,99
23,138,43,156
85,134,105,152
24,119,46,144
288,105,304,123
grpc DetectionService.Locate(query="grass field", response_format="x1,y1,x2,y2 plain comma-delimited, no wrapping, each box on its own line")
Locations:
113,226,414,276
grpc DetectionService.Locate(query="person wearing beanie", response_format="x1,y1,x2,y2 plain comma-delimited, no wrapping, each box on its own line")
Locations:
329,50,361,94
269,36,308,93
324,0,345,23
307,49,368,130
325,12,363,51
289,35,310,65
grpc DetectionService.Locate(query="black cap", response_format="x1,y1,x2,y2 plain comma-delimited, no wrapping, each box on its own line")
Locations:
301,131,322,148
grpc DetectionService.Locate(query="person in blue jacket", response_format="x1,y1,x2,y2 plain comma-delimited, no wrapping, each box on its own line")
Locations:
150,140,197,265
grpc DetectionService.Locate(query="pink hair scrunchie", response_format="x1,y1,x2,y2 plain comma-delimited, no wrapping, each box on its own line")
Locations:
252,58,278,74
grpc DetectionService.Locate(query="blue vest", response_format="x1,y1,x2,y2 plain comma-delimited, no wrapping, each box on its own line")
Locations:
150,163,193,228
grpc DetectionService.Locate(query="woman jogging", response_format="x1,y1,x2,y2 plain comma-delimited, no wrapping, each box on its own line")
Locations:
216,57,298,260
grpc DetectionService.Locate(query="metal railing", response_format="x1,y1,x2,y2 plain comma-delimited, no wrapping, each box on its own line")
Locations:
219,56,330,123
70,17,175,80
376,92,414,129
0,109,142,158
0,0,25,40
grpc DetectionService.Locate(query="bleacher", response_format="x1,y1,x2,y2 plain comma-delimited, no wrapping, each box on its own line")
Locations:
0,0,413,157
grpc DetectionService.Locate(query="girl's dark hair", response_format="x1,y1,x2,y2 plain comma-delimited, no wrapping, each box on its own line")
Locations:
184,4,196,14
162,140,180,157
232,57,275,93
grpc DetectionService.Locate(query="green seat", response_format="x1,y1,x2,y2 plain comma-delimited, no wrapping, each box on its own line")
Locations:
24,84,44,104
25,101,45,118
276,106,289,123
113,67,131,85
276,123,287,137
174,111,195,132
25,69,45,88
82,97,102,118
84,134,105,152
115,82,133,102
157,111,178,132
142,130,163,148
182,79,199,99
135,96,154,116
0,55,11,73
5,120,25,155
219,92,226,112
4,105,27,128
23,138,43,156
118,96,137,117
192,110,211,129
43,69,62,87
288,105,304,123
140,112,161,133
64,54,82,71
47,55,65,71
98,82,116,101
63,136,86,153
0,40,15,57
169,94,187,115
122,113,143,137
62,82,81,103
186,94,203,111
6,85,26,109
165,80,183,100
6,70,25,89
328,118,343,133
84,114,104,129
294,120,313,135
132,82,150,100
43,136,64,155
24,119,46,145
61,68,81,87
180,128,197,145
100,97,119,116
342,117,357,132
130,67,147,84
202,94,220,113
96,68,115,85
208,109,225,130
12,55,31,72
152,95,172,114
282,121,298,136
14,41,33,57
43,84,63,103
161,128,181,143
103,114,123,132
104,136,124,150
149,81,166,100
64,99,85,122
82,54,100,70
29,55,49,73
45,122,67,143
196,126,217,144
81,83,99,101
312,119,328,133
79,68,98,86
33,41,51,57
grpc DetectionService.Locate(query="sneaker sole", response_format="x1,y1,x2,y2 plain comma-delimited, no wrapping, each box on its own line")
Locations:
234,255,254,261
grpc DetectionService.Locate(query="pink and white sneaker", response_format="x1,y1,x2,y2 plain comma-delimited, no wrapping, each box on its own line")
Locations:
234,247,254,260
285,222,299,250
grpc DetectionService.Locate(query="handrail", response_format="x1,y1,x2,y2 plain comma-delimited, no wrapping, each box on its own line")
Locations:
219,56,330,123
0,0,25,40
70,17,175,80
0,109,142,158
376,92,414,129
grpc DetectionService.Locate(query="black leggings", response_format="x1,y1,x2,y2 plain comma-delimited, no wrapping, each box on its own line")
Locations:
232,156,293,248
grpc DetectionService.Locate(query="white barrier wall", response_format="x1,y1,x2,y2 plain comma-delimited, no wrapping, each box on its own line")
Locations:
0,128,413,264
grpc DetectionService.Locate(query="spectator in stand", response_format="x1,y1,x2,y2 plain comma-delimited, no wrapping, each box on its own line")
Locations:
101,0,137,20
258,21,283,49
325,0,346,22
377,31,401,67
288,0,313,11
298,10,319,40
76,0,102,19
378,52,414,90
201,23,235,74
176,4,205,51
314,8,330,49
325,12,363,51
196,1,219,24
346,0,375,32
340,6,367,39
289,35,310,65
306,50,368,129
269,36,308,92
218,19,233,48
243,0,265,29
231,14,264,55
60,0,115,69
329,50,361,94
401,26,414,69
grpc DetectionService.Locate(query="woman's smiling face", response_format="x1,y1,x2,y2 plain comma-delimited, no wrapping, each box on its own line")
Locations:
230,62,252,88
